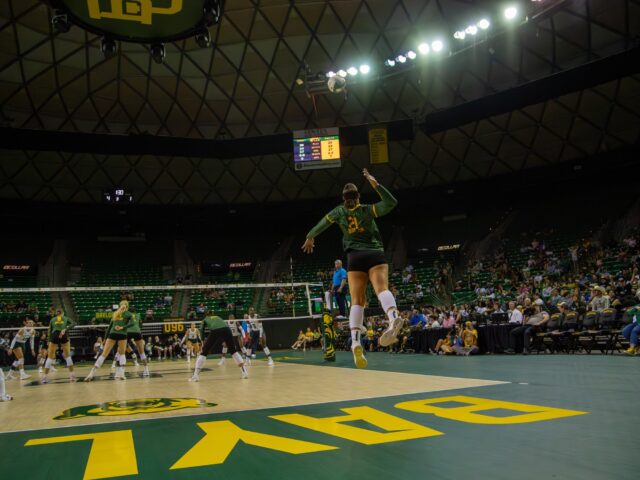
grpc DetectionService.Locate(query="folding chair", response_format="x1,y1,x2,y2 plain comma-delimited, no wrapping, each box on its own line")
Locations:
577,311,600,354
608,308,634,354
596,308,618,354
558,311,579,353
539,313,562,353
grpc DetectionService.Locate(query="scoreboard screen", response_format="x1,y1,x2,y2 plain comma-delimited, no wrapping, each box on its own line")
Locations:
103,188,133,204
293,127,341,171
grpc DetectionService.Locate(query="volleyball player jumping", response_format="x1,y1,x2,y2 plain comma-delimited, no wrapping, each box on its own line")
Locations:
302,169,399,368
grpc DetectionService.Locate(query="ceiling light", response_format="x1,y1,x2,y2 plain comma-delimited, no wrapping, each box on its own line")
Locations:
504,6,518,20
337,69,347,77
359,64,370,74
384,59,396,67
453,31,466,40
477,18,490,29
326,71,336,77
406,50,417,60
347,66,358,75
431,40,444,52
397,55,407,63
418,43,430,54
465,25,478,35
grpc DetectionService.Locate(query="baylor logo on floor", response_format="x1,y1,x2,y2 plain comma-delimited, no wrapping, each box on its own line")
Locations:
53,398,216,420
31,395,587,479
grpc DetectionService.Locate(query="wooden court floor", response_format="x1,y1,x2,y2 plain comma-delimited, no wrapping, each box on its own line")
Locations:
0,351,637,480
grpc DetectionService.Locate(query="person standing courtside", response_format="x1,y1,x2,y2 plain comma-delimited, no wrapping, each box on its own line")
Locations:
332,259,348,319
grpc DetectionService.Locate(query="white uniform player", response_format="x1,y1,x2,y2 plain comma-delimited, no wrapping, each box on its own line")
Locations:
219,317,247,365
246,308,274,366
7,323,36,380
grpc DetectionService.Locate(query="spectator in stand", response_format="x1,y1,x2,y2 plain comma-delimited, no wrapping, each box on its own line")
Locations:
442,311,456,329
426,315,440,329
433,328,457,355
453,321,479,356
304,328,314,349
332,259,348,319
291,330,307,350
621,305,640,355
507,305,550,354
589,286,610,312
409,309,426,328
508,302,523,324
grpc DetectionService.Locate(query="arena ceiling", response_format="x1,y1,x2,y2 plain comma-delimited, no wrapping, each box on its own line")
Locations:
0,0,639,205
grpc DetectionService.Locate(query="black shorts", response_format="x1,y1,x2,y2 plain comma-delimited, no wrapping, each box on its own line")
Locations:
49,331,69,345
127,332,143,341
108,332,127,341
202,327,235,356
347,250,387,273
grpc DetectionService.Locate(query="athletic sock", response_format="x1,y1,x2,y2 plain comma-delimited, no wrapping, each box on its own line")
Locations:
194,355,206,374
222,347,228,357
263,346,271,357
349,305,364,346
377,290,398,323
95,356,105,368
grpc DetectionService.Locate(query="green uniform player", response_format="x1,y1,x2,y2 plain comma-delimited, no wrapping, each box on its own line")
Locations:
42,310,77,384
48,313,75,345
106,310,134,341
126,311,150,377
85,301,134,382
302,169,402,369
191,313,248,381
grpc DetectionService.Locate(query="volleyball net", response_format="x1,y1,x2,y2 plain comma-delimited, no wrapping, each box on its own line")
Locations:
0,282,340,359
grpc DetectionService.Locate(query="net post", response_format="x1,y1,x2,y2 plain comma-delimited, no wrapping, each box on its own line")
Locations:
305,282,312,317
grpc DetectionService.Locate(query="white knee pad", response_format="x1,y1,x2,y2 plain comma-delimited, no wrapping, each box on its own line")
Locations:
66,357,73,367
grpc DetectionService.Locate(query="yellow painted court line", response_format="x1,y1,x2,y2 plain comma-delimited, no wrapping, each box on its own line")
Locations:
0,360,508,436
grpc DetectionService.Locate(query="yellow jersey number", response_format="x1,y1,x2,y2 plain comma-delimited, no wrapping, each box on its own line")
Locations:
347,215,365,235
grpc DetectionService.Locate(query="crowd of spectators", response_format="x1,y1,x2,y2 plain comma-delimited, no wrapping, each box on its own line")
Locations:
331,230,640,356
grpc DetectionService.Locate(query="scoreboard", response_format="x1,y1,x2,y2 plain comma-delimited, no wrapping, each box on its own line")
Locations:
103,188,133,204
293,127,341,171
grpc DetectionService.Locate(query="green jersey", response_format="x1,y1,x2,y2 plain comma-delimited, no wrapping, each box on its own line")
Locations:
307,184,397,252
107,311,134,336
200,316,227,337
126,313,142,334
49,315,74,334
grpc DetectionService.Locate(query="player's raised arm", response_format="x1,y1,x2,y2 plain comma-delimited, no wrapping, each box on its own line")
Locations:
364,169,397,217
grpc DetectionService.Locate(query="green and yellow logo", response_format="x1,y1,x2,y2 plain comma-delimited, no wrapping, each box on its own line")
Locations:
87,0,183,25
54,397,216,420
58,0,207,42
